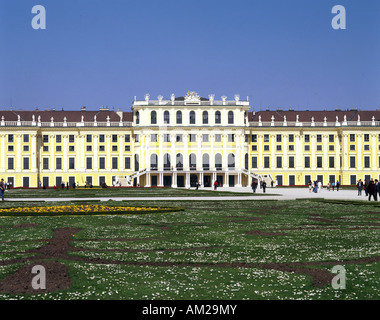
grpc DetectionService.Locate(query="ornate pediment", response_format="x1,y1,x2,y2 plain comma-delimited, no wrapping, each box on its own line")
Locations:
184,91,201,105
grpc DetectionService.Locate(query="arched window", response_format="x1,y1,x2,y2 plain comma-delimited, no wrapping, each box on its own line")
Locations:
189,153,196,170
151,111,157,124
202,111,208,124
163,153,171,170
176,153,183,170
215,153,222,170
150,153,158,170
134,154,139,171
164,111,170,124
228,153,235,169
228,111,234,124
202,153,209,170
176,111,182,124
215,111,221,124
189,111,196,124
135,111,140,125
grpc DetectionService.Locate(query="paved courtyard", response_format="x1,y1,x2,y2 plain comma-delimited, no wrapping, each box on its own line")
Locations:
7,186,375,202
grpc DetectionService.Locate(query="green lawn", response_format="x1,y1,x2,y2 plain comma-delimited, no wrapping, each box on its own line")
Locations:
2,187,274,198
0,197,378,300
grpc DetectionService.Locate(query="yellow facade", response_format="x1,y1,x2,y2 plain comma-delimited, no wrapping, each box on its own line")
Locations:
0,93,379,188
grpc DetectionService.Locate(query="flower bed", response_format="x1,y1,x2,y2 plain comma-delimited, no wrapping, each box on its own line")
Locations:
0,204,184,216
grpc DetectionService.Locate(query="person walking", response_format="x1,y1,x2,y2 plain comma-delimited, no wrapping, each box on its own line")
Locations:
364,180,369,196
336,180,340,191
0,179,5,201
331,181,335,191
357,179,363,196
368,179,377,201
262,181,267,193
308,180,312,193
317,180,322,192
375,180,379,201
213,180,218,191
251,180,258,193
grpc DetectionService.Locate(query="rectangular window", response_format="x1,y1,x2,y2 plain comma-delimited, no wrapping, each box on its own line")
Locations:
112,135,118,143
112,157,118,169
364,134,370,142
364,145,370,151
251,145,257,151
289,175,295,186
288,134,294,143
56,158,62,170
99,157,105,169
364,156,370,168
69,146,75,152
350,145,355,151
8,158,14,170
69,157,75,169
304,156,310,168
189,134,196,142
125,145,130,151
329,145,334,151
288,145,294,151
350,175,356,185
150,134,157,142
86,146,92,152
69,135,75,143
276,134,282,143
288,156,295,168
317,156,323,168
99,134,105,143
176,134,183,142
56,146,62,152
8,145,14,152
43,135,49,143
164,134,171,142
251,134,257,142
43,158,49,170
8,134,14,143
305,175,311,186
276,145,282,151
228,134,234,142
99,145,105,152
304,135,310,143
23,146,29,152
316,135,322,143
304,145,310,151
350,156,356,168
23,177,29,188
56,135,61,143
264,134,269,142
215,134,222,142
202,134,209,142
251,156,257,169
135,134,139,142
264,156,270,168
125,157,131,169
329,135,334,143
124,134,130,143
86,157,92,170
350,134,355,142
56,176,62,187
276,156,282,168
86,135,92,143
317,145,322,151
43,146,49,152
329,156,335,168
264,145,270,151
23,157,30,170
112,145,118,152
23,134,29,143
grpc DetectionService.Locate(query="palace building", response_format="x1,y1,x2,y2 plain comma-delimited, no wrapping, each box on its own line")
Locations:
1,91,379,188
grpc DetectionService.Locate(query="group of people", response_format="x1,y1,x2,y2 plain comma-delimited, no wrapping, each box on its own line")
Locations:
357,179,379,201
250,179,267,193
308,180,341,193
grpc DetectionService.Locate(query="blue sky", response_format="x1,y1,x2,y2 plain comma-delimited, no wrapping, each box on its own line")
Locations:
0,0,379,111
